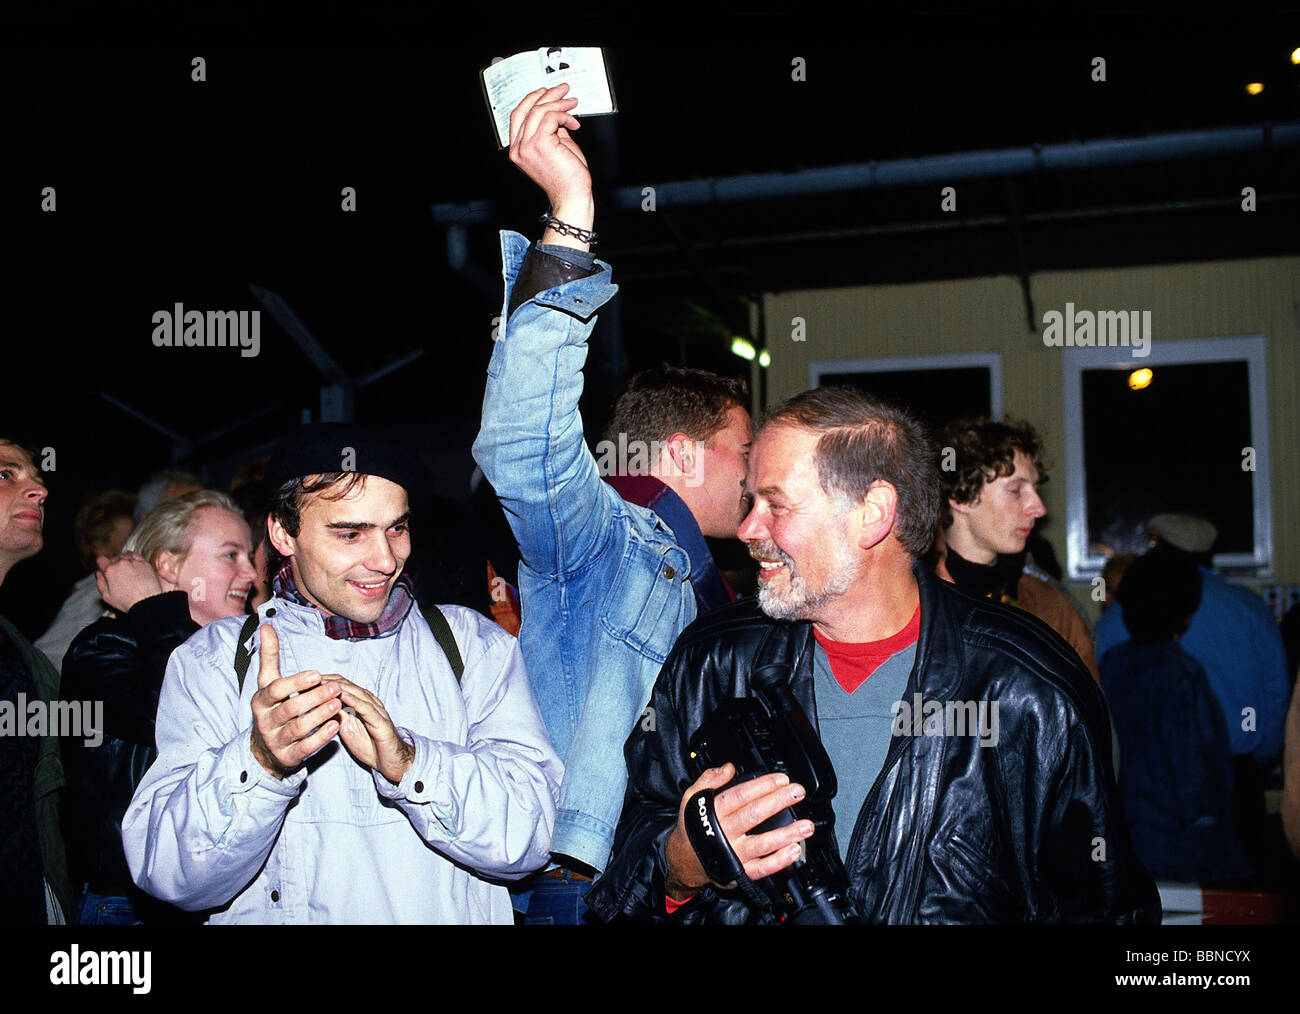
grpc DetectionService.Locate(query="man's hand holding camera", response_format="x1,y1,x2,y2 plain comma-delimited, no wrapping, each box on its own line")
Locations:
664,762,815,902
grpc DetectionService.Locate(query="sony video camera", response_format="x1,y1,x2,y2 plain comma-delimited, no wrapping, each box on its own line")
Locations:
685,683,858,925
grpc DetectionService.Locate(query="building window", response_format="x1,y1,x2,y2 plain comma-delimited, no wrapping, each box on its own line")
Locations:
809,352,1002,434
1062,336,1272,579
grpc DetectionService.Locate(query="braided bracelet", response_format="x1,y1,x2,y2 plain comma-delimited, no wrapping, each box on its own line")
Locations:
540,212,598,246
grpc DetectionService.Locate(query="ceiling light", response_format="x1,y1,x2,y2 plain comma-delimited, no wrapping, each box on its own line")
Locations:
1128,368,1153,390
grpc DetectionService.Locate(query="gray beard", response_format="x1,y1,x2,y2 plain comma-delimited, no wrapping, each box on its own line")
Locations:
752,536,861,621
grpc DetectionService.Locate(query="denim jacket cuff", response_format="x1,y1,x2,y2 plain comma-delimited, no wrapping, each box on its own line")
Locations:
507,242,601,318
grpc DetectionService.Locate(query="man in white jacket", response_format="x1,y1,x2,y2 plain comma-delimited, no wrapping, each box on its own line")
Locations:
123,424,562,923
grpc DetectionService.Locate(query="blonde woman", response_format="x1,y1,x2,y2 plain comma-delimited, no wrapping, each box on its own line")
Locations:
61,489,256,924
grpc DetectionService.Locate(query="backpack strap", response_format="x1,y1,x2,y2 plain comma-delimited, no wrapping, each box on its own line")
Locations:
421,603,465,685
233,613,261,694
232,606,464,690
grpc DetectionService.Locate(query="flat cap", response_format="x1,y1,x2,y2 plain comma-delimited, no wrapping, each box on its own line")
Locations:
1146,512,1218,555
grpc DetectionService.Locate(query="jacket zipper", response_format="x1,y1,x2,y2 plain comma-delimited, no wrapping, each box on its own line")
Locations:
843,711,911,872
842,638,929,908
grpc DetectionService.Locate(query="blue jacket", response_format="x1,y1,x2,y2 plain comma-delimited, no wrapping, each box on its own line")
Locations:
1100,640,1251,883
1096,567,1289,762
473,232,700,873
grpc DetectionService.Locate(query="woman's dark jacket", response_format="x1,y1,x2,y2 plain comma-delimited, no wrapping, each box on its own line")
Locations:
60,591,197,902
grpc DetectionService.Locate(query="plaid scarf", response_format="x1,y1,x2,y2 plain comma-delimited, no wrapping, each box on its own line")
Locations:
273,559,415,641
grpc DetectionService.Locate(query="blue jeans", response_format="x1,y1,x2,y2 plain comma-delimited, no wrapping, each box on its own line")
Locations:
523,870,596,926
77,888,142,926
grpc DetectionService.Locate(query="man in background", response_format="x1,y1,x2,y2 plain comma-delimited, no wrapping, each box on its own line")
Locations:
34,489,136,671
0,437,74,923
1096,513,1289,764
934,417,1098,682
1096,512,1290,872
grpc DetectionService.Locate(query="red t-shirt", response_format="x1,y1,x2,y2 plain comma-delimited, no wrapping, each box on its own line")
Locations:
814,604,921,693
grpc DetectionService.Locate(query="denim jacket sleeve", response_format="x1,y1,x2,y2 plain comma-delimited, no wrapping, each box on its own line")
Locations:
472,231,620,579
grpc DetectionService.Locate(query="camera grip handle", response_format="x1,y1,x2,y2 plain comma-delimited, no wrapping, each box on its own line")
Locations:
684,788,746,887
683,787,785,917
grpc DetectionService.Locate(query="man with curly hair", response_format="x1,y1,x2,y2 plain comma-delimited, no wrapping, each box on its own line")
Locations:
934,417,1099,683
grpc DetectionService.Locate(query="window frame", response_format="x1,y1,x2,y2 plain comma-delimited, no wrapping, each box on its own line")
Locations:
1061,335,1273,580
808,352,1004,419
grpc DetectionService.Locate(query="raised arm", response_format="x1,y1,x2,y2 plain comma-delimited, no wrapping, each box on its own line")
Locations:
472,84,620,579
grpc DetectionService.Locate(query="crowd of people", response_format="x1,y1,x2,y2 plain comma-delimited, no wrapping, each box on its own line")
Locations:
2,83,1296,925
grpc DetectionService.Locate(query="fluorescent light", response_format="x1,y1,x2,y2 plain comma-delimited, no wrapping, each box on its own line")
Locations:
731,337,756,361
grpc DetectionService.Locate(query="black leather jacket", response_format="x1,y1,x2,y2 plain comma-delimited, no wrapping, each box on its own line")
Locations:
585,564,1161,924
60,591,197,900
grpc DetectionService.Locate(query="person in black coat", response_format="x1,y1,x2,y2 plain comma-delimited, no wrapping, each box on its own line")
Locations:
61,489,256,924
587,388,1158,924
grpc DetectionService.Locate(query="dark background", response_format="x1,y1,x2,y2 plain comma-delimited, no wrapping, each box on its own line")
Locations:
2,6,1298,633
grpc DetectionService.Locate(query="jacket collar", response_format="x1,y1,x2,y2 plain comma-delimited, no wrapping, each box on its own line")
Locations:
743,559,967,733
754,560,968,726
910,560,968,702
605,474,734,613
